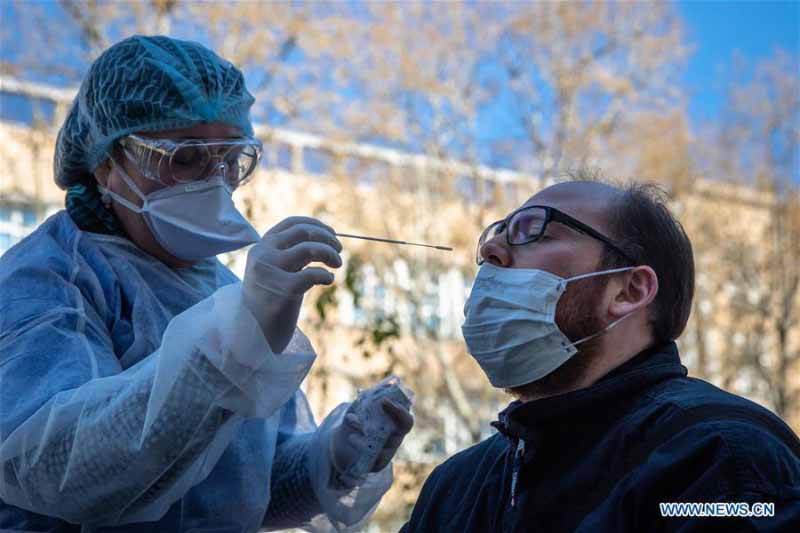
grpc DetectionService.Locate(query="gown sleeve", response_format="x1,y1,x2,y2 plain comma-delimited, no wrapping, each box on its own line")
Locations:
0,246,313,527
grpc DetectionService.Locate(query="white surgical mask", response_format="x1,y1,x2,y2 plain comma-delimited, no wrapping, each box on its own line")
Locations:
99,160,260,261
461,262,635,388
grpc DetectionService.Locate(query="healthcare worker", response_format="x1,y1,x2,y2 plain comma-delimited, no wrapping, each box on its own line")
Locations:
0,35,413,532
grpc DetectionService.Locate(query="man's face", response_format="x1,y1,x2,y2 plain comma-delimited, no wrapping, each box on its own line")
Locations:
478,181,623,397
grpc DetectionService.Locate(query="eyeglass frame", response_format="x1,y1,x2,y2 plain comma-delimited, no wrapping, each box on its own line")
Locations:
476,204,636,265
117,133,263,187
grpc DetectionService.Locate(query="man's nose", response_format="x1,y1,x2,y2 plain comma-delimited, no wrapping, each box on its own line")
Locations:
480,235,512,267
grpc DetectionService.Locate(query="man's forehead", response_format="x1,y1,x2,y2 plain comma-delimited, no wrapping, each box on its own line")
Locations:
521,181,621,231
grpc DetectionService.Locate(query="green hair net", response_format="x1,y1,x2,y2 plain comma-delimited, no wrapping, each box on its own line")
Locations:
54,35,255,188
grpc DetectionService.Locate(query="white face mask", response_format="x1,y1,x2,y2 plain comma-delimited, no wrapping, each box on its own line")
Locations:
99,160,260,261
461,262,635,388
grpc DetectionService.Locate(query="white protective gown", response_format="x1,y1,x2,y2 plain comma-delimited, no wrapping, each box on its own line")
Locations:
0,211,392,532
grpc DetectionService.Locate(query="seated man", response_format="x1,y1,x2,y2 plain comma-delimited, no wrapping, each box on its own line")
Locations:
402,179,800,532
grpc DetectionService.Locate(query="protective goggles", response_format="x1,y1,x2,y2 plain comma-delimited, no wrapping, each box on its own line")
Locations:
118,134,263,188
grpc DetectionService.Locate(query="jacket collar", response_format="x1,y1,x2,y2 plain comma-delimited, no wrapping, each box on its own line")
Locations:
492,342,687,441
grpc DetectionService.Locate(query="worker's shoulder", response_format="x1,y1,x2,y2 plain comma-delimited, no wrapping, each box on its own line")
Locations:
0,211,83,297
0,211,78,271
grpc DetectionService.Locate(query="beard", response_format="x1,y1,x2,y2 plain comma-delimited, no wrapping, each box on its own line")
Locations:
506,274,609,400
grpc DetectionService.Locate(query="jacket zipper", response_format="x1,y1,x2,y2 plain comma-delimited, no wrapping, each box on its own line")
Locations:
510,438,525,508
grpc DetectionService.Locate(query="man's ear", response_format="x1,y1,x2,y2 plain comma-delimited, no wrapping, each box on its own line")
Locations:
608,266,658,318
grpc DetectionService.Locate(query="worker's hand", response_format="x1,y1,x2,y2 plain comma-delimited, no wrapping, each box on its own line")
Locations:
330,398,414,486
370,399,414,472
242,216,342,354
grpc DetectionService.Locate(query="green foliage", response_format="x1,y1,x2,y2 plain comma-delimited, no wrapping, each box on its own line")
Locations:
313,253,363,325
344,254,363,308
314,253,402,364
314,284,337,323
369,314,401,346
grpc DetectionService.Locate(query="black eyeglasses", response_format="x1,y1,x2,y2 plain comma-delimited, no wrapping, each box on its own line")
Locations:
476,205,635,265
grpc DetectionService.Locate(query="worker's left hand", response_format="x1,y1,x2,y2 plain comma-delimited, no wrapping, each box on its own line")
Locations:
330,398,414,481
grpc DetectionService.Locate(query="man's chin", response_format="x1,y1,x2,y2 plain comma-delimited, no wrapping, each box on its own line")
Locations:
505,345,598,401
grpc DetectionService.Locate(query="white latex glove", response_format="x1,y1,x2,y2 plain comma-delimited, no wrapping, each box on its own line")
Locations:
242,216,342,354
330,391,414,487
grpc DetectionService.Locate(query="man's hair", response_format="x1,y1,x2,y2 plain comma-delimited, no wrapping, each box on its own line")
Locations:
594,180,695,343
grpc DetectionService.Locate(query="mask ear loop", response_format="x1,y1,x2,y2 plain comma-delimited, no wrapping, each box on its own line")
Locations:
572,311,636,348
563,266,635,284
98,156,150,214
561,265,638,347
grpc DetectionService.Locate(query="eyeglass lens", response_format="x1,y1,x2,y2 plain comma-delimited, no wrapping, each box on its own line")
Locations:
476,207,549,264
507,207,547,244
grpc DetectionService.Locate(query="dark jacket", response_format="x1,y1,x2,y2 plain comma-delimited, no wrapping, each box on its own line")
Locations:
402,342,800,532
